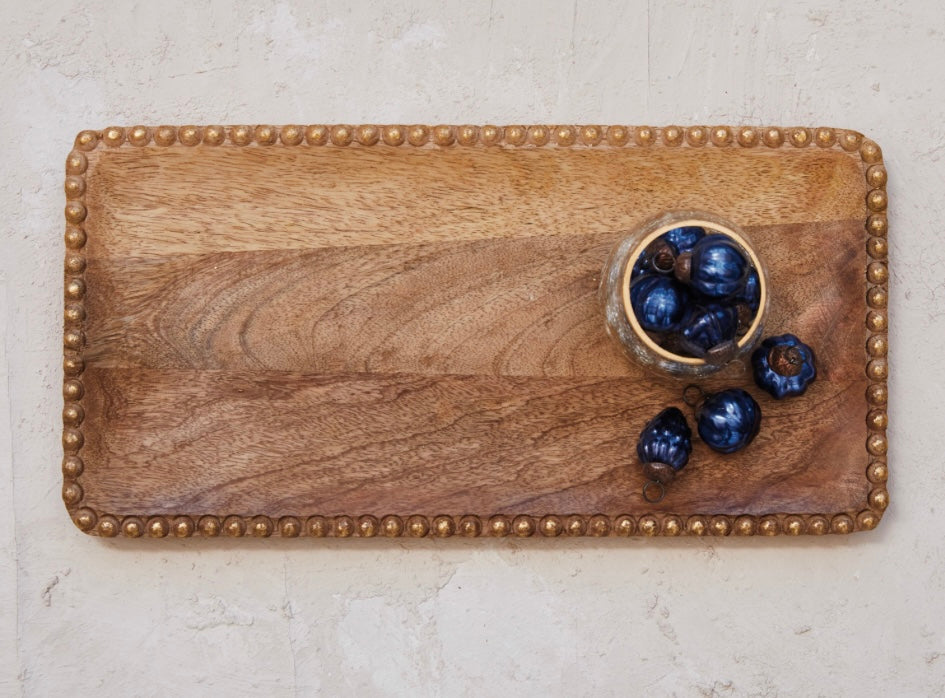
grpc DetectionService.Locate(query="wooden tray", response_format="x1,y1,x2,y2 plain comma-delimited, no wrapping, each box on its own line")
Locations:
62,124,890,539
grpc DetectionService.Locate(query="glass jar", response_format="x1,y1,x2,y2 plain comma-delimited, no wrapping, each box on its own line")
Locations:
600,210,769,377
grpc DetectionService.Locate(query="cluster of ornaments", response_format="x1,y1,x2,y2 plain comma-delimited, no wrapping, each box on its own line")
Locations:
630,225,761,360
631,226,818,502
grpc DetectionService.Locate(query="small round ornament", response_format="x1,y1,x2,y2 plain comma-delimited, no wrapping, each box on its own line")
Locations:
690,387,762,454
751,333,817,399
629,274,688,332
662,225,705,254
636,406,693,502
675,233,750,298
677,304,739,360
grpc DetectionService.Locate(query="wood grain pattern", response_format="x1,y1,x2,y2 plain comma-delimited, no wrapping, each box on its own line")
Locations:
62,125,889,537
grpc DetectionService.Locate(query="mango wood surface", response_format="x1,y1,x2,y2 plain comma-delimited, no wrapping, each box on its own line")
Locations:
62,125,890,538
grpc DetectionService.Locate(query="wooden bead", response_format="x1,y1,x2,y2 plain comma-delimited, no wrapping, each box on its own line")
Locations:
65,151,87,175
456,125,479,146
758,517,779,536
102,127,124,147
527,126,549,146
867,189,888,212
173,517,195,537
687,516,707,536
867,461,888,483
406,515,429,537
407,125,430,146
254,125,277,145
64,227,87,249
866,165,887,188
432,125,454,146
614,515,635,536
62,428,83,452
736,127,758,147
224,515,245,536
554,126,576,146
662,126,683,146
230,126,253,146
867,237,887,259
333,515,354,537
867,334,888,357
867,409,888,431
74,508,97,531
513,515,536,537
74,130,99,151
62,455,84,478
62,402,84,426
62,481,83,505
710,516,731,536
867,214,888,237
127,125,149,146
539,515,562,537
154,126,177,146
860,140,882,163
63,356,84,376
148,517,169,537
857,511,880,530
734,516,756,535
710,126,732,146
204,126,225,146
789,128,811,147
565,515,586,536
807,516,828,535
762,127,783,148
65,278,85,300
432,515,454,537
869,488,889,511
179,126,201,146
65,201,87,224
249,516,273,537
280,125,304,146
814,127,836,147
867,286,887,308
305,125,329,145
481,125,502,145
489,516,511,537
356,125,380,146
458,516,481,537
64,253,86,273
685,126,707,147
867,433,888,456
123,517,144,537
839,131,862,151
382,125,406,146
98,516,120,537
63,379,84,400
306,516,328,537
588,514,610,536
329,125,353,146
867,262,888,284
381,515,403,537
638,515,659,536
663,516,682,536
580,125,602,145
280,517,301,537
358,515,379,537
606,126,629,146
505,126,526,145
784,516,804,536
830,514,853,534
867,383,888,405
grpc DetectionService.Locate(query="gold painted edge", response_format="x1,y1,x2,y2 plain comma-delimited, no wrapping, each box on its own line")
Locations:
62,125,888,538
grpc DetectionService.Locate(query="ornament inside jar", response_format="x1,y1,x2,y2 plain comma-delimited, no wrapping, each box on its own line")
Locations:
601,211,769,377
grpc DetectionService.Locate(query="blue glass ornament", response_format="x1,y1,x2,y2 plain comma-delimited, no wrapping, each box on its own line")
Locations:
752,334,817,399
680,233,750,298
637,406,692,471
630,274,688,332
662,225,705,254
637,406,692,501
678,304,739,358
696,388,761,454
735,268,761,314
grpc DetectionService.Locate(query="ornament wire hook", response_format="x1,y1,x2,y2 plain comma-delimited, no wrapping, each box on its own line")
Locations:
683,384,705,408
642,480,666,504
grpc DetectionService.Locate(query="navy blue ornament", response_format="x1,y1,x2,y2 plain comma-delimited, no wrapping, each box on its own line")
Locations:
752,334,817,399
662,225,705,253
677,233,750,298
696,388,761,454
678,304,739,358
630,274,688,332
735,268,761,313
636,406,692,501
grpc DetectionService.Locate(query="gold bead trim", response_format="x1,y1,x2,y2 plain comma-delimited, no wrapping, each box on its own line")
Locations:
63,125,888,536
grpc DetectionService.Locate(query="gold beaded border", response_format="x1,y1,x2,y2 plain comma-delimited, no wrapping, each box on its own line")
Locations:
63,124,887,538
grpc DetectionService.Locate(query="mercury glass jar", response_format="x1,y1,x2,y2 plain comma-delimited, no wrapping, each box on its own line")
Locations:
600,210,769,377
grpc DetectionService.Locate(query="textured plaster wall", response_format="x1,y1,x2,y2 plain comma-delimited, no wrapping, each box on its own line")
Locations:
1,0,944,695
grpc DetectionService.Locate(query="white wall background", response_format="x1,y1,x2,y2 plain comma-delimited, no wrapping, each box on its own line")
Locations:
2,1,943,695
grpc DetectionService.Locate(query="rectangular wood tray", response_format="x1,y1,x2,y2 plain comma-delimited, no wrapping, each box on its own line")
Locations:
62,124,890,538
